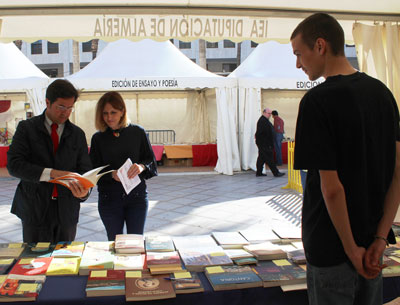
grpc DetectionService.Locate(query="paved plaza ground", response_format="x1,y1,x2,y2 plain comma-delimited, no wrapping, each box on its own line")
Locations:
0,166,302,243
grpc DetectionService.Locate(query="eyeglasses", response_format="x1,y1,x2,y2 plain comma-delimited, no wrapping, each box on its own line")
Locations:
55,105,75,112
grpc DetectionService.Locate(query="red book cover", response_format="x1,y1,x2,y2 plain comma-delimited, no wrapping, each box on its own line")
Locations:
9,257,53,276
146,251,181,268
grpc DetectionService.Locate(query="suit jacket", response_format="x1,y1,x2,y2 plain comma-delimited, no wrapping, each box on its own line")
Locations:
255,115,275,149
7,111,92,226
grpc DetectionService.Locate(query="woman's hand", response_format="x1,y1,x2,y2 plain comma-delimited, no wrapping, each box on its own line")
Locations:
127,163,144,179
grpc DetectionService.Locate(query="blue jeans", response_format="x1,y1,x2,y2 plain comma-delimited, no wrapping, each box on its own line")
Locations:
274,132,284,165
98,188,148,241
307,261,382,305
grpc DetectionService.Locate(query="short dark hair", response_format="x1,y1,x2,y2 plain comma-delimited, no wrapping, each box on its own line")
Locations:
95,91,128,132
46,79,79,104
272,110,278,116
290,13,345,56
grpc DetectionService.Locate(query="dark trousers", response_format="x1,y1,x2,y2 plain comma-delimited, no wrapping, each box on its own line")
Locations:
256,144,280,176
98,189,148,241
22,199,77,243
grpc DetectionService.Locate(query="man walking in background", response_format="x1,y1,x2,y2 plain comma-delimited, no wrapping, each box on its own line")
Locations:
255,108,285,177
272,110,284,166
292,13,400,305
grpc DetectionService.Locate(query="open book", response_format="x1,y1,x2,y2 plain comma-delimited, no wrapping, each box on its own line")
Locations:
49,165,113,189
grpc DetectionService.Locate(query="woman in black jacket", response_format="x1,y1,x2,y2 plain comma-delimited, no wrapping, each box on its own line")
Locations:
90,91,157,241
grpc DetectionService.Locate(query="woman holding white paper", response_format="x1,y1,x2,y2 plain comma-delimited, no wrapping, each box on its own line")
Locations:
90,91,157,241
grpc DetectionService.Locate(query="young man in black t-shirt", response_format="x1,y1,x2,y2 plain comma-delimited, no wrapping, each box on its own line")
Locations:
291,13,400,305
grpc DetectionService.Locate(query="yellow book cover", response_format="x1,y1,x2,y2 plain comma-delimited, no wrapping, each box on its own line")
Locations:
46,257,81,276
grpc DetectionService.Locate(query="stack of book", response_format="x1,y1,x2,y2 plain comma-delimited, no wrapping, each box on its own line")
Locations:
146,251,183,274
79,241,115,275
114,254,147,271
178,246,233,272
115,234,145,254
224,249,257,265
168,271,204,294
86,270,125,297
0,274,46,302
145,236,175,252
0,243,26,259
243,242,295,260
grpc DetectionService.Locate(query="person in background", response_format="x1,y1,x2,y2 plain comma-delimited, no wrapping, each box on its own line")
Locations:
90,91,157,241
272,110,284,166
291,13,400,305
255,108,285,177
7,79,92,243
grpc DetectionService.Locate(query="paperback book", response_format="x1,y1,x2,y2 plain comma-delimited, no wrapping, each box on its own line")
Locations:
115,234,145,254
146,251,181,268
0,259,15,275
114,254,146,271
212,231,250,249
51,241,85,258
178,246,233,272
239,228,281,244
252,259,307,288
125,272,176,301
9,257,53,276
0,243,25,259
204,265,262,291
46,257,81,276
79,242,115,275
145,236,175,252
86,270,125,297
243,242,295,260
20,242,54,258
168,271,204,294
172,235,218,250
0,274,46,302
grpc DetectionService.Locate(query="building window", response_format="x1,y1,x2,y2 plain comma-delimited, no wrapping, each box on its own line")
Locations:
223,40,235,48
82,40,92,52
206,42,218,48
222,63,237,73
31,40,42,55
251,41,258,48
42,68,58,78
47,42,59,54
179,41,191,49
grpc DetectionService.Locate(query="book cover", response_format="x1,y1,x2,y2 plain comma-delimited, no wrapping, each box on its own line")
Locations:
86,270,125,297
212,231,250,249
252,259,306,287
168,271,204,294
125,273,176,301
0,259,15,275
0,274,45,302
233,257,258,266
287,249,306,264
51,241,85,258
149,265,184,275
79,242,115,275
46,257,81,276
224,249,254,260
172,235,218,250
20,243,54,258
146,251,181,268
178,246,233,272
9,257,53,276
114,254,146,271
239,228,281,244
272,225,302,240
243,242,294,260
0,243,25,259
49,165,113,189
145,236,175,252
115,234,145,254
204,265,262,291
382,256,400,277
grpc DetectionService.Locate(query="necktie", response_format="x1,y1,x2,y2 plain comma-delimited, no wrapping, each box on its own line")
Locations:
51,123,58,198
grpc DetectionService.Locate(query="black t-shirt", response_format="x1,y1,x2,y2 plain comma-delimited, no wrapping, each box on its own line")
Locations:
294,72,400,267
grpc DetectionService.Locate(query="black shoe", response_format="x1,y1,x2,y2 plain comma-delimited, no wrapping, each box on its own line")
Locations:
274,172,285,177
256,173,267,177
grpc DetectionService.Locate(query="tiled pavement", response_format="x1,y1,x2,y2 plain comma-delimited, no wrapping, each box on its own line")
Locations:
0,168,303,243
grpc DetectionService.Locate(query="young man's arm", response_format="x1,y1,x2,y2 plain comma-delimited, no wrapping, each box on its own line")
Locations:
365,142,400,273
319,170,378,279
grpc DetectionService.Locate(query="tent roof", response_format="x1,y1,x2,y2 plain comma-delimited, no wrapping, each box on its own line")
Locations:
0,42,49,91
67,39,235,91
229,41,323,89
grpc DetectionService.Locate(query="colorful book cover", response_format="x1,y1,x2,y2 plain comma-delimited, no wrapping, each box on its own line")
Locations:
382,256,400,277
0,274,45,302
252,259,306,287
9,257,53,276
178,246,233,272
168,271,204,294
233,257,258,266
51,241,85,258
114,254,146,271
46,257,81,276
146,251,181,268
0,243,25,259
125,272,176,301
205,265,262,291
86,270,125,297
115,234,145,254
0,259,15,275
79,242,115,275
20,243,54,258
145,236,175,252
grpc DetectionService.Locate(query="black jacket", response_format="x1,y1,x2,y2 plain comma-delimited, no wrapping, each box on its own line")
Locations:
7,111,92,226
255,115,275,148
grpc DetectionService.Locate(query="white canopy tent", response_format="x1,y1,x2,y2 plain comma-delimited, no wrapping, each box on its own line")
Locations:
0,42,49,132
66,39,240,175
229,41,323,171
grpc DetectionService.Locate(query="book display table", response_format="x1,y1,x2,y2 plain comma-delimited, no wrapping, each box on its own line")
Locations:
1,273,399,305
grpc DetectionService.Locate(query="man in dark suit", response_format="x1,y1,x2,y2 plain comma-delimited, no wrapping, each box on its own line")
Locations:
255,108,285,177
7,79,92,243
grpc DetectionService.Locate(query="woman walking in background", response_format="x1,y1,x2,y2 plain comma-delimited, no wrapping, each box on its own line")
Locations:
90,91,157,241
